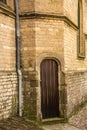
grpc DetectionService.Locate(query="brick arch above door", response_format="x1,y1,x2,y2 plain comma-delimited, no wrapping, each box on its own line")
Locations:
36,52,64,72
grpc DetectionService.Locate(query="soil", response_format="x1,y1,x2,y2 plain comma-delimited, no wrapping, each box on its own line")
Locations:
0,117,43,130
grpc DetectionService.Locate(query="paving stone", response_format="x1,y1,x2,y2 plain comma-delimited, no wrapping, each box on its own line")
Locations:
42,124,82,130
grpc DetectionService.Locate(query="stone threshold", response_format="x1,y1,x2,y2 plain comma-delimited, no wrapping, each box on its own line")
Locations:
42,117,66,124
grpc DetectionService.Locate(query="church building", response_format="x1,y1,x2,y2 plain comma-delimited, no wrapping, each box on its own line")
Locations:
0,0,87,121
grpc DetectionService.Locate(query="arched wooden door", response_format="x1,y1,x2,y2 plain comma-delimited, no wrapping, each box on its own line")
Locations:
40,59,59,119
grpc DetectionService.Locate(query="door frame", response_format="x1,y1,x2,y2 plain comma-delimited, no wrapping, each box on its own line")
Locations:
36,53,66,121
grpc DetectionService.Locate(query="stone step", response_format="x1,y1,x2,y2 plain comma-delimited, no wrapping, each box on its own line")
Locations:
42,118,67,125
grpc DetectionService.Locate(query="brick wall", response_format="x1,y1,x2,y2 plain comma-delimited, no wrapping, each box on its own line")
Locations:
20,18,64,64
22,71,38,119
64,23,87,71
64,0,78,26
84,0,87,34
0,4,18,120
64,15,87,117
0,13,16,70
65,71,87,117
19,0,63,14
7,0,14,10
20,19,37,119
19,0,34,13
20,19,36,71
35,19,64,58
0,72,18,120
35,0,63,14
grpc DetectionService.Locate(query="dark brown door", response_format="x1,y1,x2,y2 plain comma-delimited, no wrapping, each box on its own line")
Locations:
40,59,59,119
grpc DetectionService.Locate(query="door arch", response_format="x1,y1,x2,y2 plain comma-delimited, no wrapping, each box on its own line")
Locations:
40,59,60,119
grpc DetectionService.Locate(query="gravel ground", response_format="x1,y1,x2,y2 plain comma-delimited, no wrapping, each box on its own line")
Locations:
0,117,43,130
0,104,87,130
0,117,81,130
42,123,82,130
69,104,87,130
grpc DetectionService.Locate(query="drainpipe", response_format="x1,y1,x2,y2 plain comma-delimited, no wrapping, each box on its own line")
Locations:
14,0,22,117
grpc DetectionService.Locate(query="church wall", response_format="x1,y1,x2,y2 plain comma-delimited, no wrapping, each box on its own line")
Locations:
0,3,18,120
63,0,87,117
84,0,87,34
64,23,87,71
35,0,63,15
0,0,87,121
19,0,63,15
20,19,37,119
20,15,65,120
65,71,87,117
64,0,78,26
7,0,14,10
35,19,64,58
19,0,34,13
20,19,36,71
19,0,87,120
0,72,18,120
64,23,87,116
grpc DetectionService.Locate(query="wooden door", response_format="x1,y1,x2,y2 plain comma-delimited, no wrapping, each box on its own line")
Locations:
40,59,59,119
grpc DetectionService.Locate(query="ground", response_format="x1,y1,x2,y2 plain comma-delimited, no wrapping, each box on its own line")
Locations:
0,104,87,130
69,104,87,130
0,117,43,130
